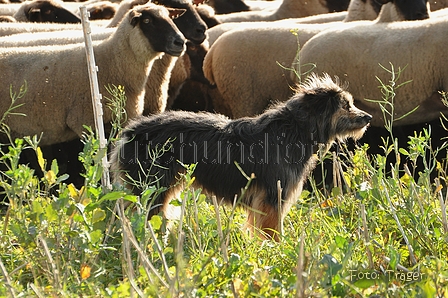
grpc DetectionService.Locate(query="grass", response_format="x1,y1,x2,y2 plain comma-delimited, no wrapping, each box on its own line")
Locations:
1,67,448,297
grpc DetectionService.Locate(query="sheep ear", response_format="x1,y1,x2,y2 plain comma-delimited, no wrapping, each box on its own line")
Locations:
192,0,207,6
168,8,186,19
29,8,41,14
27,7,41,19
129,10,142,27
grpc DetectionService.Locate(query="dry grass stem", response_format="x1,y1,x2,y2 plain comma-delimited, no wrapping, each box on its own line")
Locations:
0,258,16,298
211,195,238,298
360,203,374,269
435,178,448,234
381,181,417,265
295,232,305,298
277,180,283,239
37,235,60,290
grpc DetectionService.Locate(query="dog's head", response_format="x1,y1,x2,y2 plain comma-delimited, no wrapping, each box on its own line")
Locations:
291,73,372,143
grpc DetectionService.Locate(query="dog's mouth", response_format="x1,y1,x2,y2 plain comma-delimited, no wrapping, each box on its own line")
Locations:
335,113,372,141
351,115,372,139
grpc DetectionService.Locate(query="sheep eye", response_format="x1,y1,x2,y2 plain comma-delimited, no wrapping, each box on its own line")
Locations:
142,18,150,24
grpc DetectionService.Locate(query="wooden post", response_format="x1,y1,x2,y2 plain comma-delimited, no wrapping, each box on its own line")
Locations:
80,6,111,189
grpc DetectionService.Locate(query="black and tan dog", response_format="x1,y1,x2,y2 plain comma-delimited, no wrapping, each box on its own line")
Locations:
110,73,372,239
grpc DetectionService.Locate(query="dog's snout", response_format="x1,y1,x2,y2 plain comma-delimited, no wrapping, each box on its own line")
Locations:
362,113,372,123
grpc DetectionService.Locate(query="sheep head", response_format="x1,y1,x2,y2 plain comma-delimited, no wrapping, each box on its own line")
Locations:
129,5,186,57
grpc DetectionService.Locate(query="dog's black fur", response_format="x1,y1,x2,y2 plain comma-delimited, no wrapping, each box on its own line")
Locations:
111,74,372,238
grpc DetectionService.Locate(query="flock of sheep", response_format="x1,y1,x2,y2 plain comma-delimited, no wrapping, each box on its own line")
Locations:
0,0,448,185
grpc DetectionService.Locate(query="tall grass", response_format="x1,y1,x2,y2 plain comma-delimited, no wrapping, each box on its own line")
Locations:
0,66,447,297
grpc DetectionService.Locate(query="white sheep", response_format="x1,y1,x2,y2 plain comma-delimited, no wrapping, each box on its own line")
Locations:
141,0,207,114
13,0,81,23
0,4,186,146
298,16,448,126
0,0,206,118
429,0,448,10
0,3,21,16
195,3,220,28
106,0,148,27
284,0,396,24
214,0,350,23
430,6,448,17
202,0,430,119
205,0,368,46
244,0,281,11
82,1,119,20
0,22,88,37
0,28,114,47
280,0,383,24
0,0,187,46
203,23,332,118
103,0,208,115
206,0,430,46
0,0,147,44
0,15,16,22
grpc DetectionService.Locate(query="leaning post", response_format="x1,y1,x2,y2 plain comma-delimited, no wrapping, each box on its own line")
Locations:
80,6,111,190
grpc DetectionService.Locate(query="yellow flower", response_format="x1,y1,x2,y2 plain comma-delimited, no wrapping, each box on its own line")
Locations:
80,264,91,280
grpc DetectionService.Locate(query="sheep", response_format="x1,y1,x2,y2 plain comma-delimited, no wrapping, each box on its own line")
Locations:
0,4,186,146
214,0,350,23
287,0,427,24
294,0,434,24
140,0,207,114
170,41,214,112
0,3,21,16
203,24,329,118
298,17,448,127
430,6,448,17
13,0,81,23
84,1,119,20
155,0,207,45
207,0,249,14
165,40,202,109
206,0,430,46
245,0,282,11
0,0,206,47
0,28,114,47
102,0,209,116
0,22,92,37
0,0,207,119
0,15,16,22
195,3,220,28
202,0,430,119
106,0,148,27
429,0,448,10
208,2,348,45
